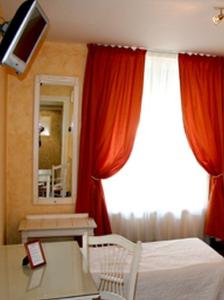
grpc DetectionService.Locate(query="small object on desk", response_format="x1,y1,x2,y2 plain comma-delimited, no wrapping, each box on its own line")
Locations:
24,240,46,269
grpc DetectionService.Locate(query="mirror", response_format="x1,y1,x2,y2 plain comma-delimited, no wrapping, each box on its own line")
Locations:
33,75,79,204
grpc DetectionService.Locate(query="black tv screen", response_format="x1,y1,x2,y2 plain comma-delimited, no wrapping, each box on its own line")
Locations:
0,0,48,74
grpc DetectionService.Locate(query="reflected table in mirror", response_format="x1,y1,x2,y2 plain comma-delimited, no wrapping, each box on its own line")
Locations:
0,241,99,300
18,213,97,244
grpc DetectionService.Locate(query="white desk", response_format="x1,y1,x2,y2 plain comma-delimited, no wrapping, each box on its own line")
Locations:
18,214,97,244
0,241,99,300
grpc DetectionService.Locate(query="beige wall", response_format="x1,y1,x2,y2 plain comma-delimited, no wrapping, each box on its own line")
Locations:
0,64,6,245
6,41,87,243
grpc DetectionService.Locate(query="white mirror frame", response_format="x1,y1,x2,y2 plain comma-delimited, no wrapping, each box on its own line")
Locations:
33,75,80,204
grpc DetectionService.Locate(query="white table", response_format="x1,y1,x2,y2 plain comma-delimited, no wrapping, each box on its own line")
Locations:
18,214,97,244
0,241,99,299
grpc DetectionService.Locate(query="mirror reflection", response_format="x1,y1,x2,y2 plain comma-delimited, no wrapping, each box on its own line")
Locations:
38,84,73,198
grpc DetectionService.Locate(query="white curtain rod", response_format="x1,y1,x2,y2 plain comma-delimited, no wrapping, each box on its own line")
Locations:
97,43,217,57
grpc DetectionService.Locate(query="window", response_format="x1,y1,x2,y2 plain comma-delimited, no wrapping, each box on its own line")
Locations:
103,53,208,241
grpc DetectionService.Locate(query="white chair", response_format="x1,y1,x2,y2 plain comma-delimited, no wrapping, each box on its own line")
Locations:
38,169,52,198
83,234,142,300
51,164,67,197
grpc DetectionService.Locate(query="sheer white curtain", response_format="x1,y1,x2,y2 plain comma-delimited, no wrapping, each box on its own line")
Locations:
103,52,208,242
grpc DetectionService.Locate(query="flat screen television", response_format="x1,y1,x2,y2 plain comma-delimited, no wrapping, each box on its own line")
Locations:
0,0,48,74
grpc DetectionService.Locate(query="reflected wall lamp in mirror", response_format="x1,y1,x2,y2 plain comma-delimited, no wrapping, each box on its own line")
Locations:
33,75,80,204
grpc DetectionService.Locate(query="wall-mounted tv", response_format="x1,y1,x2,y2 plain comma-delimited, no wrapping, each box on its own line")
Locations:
0,0,48,74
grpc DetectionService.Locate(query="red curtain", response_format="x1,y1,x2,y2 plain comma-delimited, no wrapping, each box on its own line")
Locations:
76,44,146,235
178,53,224,239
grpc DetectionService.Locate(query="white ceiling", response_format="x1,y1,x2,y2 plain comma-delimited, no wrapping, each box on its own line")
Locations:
1,0,224,55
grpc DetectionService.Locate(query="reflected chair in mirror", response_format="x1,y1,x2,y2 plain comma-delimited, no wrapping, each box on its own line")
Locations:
38,169,52,198
51,164,67,197
38,181,48,197
82,233,142,300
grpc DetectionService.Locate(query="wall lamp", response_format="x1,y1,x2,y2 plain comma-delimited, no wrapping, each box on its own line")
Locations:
213,7,224,24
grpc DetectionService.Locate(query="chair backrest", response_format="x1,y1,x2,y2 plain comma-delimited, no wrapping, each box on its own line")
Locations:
83,233,141,300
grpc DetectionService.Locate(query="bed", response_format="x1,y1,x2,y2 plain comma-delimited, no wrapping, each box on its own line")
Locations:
89,238,224,300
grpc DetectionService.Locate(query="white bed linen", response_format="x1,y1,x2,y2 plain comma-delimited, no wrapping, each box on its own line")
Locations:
89,238,224,300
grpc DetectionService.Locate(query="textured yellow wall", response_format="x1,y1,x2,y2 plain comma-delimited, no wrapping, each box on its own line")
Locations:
0,64,6,245
0,4,6,245
6,41,87,244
